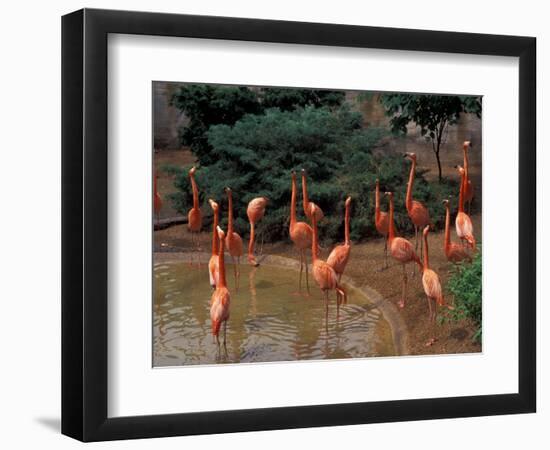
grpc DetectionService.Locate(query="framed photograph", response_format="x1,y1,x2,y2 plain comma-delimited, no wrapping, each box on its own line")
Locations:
62,8,536,441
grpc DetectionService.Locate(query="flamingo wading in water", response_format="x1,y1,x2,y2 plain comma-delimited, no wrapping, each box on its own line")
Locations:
246,196,269,267
224,187,244,290
375,179,389,270
208,199,220,288
301,169,324,222
386,191,422,309
421,225,445,346
210,226,230,347
290,170,313,294
442,199,471,264
327,196,352,283
404,153,431,259
310,204,347,315
455,166,476,250
187,166,203,265
462,141,474,214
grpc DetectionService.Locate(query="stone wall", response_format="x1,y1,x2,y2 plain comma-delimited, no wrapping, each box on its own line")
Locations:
153,82,188,150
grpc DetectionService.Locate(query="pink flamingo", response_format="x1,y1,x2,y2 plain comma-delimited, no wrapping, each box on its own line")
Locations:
311,204,347,315
187,166,202,265
210,226,230,346
442,199,471,264
455,166,476,250
301,169,324,222
327,196,352,283
208,199,220,288
375,179,389,270
290,170,313,294
404,153,431,258
421,225,445,346
153,171,162,223
386,191,423,309
463,141,474,214
246,197,269,267
224,187,243,290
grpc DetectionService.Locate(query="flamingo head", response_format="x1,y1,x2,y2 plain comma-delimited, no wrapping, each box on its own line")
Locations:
456,165,465,176
423,225,431,236
309,203,318,217
463,140,472,151
216,226,225,240
188,166,196,176
404,152,416,161
384,191,393,200
208,199,218,212
291,170,296,181
345,196,352,207
375,178,380,187
442,199,450,207
224,186,232,194
301,168,307,176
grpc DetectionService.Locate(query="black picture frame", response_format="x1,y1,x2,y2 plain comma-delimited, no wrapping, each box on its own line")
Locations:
62,8,536,442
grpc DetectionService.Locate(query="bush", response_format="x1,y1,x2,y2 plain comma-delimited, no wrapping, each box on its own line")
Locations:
445,251,482,342
170,84,346,165
168,104,459,244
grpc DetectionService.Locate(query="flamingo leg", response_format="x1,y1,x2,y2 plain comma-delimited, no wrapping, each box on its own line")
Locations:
298,250,303,292
398,264,407,309
223,320,228,347
231,256,238,290
304,252,310,294
236,257,240,292
384,235,388,269
324,290,329,324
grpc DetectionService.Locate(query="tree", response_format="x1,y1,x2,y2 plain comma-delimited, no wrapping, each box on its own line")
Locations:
380,94,482,181
170,84,346,165
167,105,459,243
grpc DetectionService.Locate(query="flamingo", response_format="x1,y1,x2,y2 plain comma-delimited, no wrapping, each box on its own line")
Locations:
385,191,422,309
327,196,352,283
421,225,445,346
404,153,431,259
442,199,471,264
224,187,244,290
375,179,389,270
462,141,474,214
208,199,220,288
301,169,324,222
290,170,313,294
187,166,202,265
153,171,162,223
455,166,476,250
310,203,347,316
210,226,230,347
246,197,269,267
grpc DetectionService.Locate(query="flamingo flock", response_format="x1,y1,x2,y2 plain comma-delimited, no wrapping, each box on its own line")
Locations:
154,141,477,349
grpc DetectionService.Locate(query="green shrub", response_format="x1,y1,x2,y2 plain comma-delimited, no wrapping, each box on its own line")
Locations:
446,251,482,342
169,104,459,244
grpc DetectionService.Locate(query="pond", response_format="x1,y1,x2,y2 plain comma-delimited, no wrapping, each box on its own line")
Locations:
153,259,396,366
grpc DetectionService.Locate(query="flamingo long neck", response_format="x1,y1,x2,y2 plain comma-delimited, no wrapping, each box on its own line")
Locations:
290,176,297,226
344,203,350,245
190,173,199,210
211,209,219,256
444,204,451,251
375,183,381,222
463,147,470,181
301,173,310,212
406,159,415,211
423,231,429,270
311,211,319,261
458,171,465,213
218,234,227,288
388,196,396,240
227,192,234,233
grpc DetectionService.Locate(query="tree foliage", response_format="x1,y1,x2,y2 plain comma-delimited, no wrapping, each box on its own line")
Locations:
170,84,346,165
167,105,459,243
380,94,482,181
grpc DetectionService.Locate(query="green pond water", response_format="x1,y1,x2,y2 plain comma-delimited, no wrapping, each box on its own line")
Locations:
153,261,395,366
